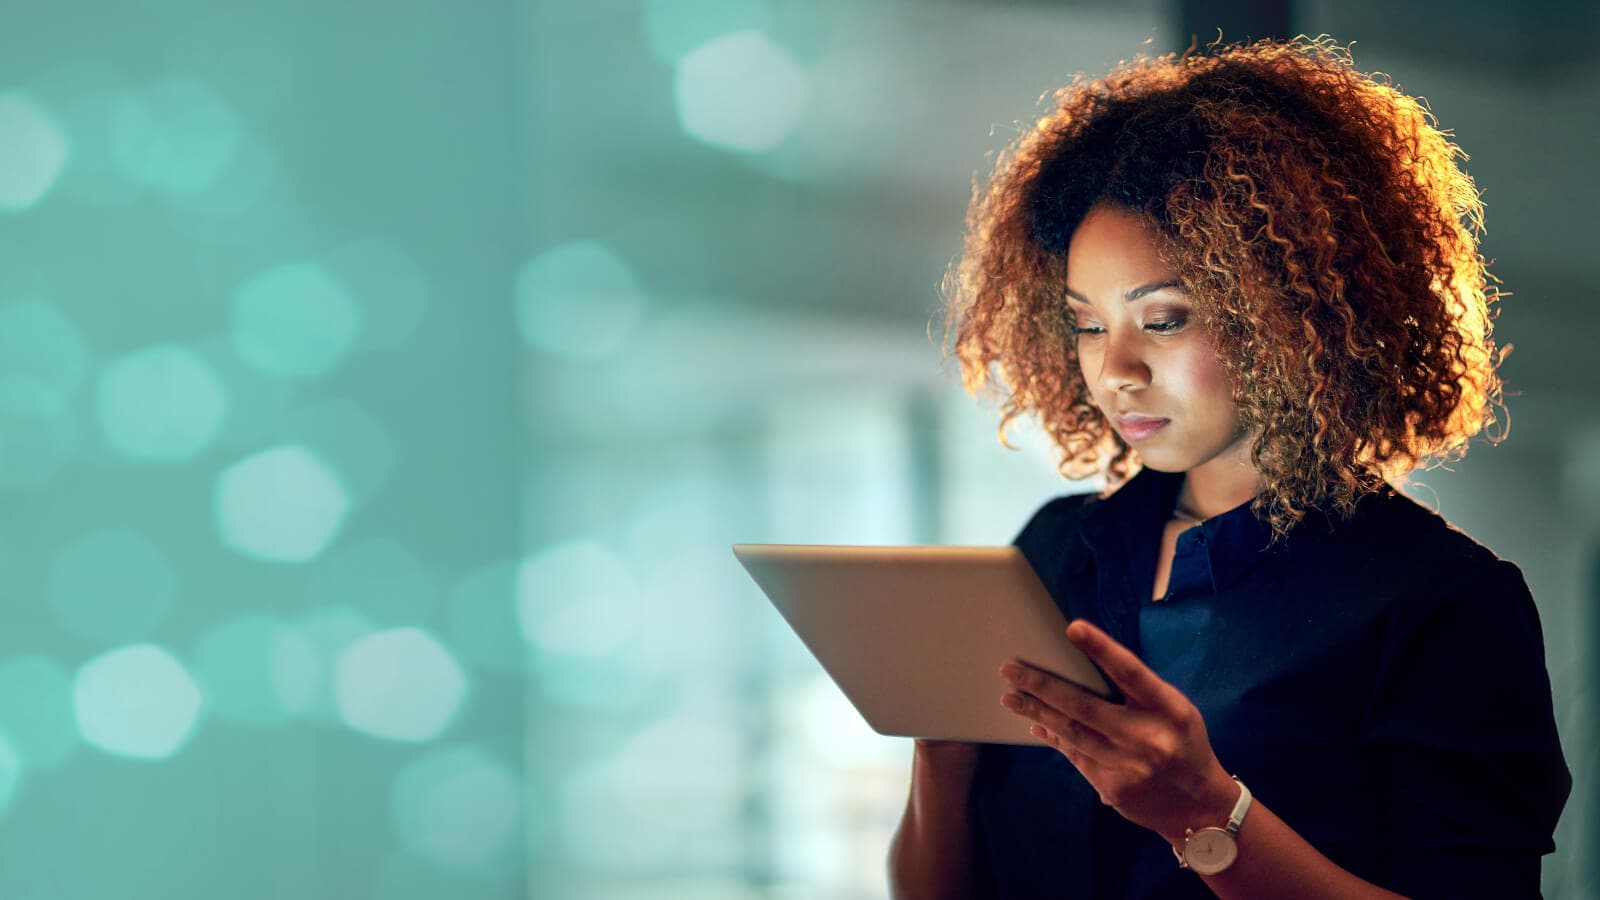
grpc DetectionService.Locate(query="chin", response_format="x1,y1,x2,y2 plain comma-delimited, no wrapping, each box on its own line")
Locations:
1129,446,1192,473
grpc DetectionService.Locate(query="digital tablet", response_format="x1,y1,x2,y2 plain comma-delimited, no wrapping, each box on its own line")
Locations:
732,544,1120,746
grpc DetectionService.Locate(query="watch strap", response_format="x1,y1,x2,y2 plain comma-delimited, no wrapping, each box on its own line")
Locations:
1223,775,1251,835
1172,775,1251,869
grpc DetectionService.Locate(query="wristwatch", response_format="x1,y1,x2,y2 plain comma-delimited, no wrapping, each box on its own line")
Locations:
1171,776,1251,875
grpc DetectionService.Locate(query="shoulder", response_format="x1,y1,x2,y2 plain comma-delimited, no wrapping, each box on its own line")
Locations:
1331,488,1548,688
1011,490,1099,546
1318,484,1523,594
1274,485,1540,655
1352,493,1569,863
1010,490,1101,582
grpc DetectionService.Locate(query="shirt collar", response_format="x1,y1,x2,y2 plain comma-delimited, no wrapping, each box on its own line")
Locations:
1080,466,1280,598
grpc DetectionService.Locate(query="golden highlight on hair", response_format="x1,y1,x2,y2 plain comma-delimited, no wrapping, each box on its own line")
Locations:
945,36,1506,540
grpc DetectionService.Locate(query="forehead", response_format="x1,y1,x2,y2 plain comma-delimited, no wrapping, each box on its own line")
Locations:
1064,205,1176,293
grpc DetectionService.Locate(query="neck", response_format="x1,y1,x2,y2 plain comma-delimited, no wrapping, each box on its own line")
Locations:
1178,450,1264,520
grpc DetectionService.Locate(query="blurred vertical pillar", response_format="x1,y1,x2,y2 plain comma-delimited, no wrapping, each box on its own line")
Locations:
907,389,943,546
1589,547,1599,893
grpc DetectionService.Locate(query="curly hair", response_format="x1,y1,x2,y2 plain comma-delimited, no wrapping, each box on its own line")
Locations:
946,35,1507,541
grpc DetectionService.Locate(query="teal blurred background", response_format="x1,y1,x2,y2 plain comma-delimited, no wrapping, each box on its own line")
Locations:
0,0,1593,897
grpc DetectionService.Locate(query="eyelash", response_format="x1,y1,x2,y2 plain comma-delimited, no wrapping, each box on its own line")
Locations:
1069,317,1187,337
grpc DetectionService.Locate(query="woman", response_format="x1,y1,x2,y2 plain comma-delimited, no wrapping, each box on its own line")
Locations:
888,37,1570,899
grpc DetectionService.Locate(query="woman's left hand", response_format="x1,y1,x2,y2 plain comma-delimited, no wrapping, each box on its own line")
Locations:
999,619,1239,846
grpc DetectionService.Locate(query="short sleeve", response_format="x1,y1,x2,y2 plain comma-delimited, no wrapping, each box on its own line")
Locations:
1362,558,1571,898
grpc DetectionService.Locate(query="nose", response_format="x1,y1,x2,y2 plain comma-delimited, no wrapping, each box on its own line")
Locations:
1094,327,1151,394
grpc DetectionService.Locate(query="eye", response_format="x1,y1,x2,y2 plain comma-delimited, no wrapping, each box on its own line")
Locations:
1070,325,1105,337
1143,311,1189,334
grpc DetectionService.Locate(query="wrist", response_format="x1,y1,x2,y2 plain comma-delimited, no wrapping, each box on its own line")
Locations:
1161,767,1241,848
1169,775,1253,877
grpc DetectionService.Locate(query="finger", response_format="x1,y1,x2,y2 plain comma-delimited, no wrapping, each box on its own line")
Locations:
1029,725,1114,804
1065,619,1176,710
1001,690,1115,763
1000,660,1117,734
1035,700,1120,760
1030,723,1079,760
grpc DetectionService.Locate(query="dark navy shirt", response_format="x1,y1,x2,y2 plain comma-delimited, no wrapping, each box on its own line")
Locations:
972,467,1570,899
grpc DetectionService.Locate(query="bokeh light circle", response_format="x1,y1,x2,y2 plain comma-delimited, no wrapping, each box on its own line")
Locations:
192,614,315,727
0,734,19,816
513,242,644,361
289,605,375,720
674,30,809,152
334,628,468,742
48,527,177,644
392,745,521,865
73,644,202,760
560,714,745,867
0,92,69,212
214,444,350,563
97,342,227,461
516,540,640,658
232,261,362,378
0,300,92,396
109,79,241,196
0,375,78,490
0,655,79,770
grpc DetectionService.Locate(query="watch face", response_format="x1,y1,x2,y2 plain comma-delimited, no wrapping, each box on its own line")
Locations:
1185,828,1238,875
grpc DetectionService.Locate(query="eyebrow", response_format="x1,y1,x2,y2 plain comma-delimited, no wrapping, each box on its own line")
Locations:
1062,279,1184,304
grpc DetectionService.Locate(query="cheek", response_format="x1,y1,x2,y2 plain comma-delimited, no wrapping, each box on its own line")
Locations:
1172,344,1235,407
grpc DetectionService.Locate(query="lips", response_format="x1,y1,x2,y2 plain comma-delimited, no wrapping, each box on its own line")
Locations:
1114,413,1169,440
